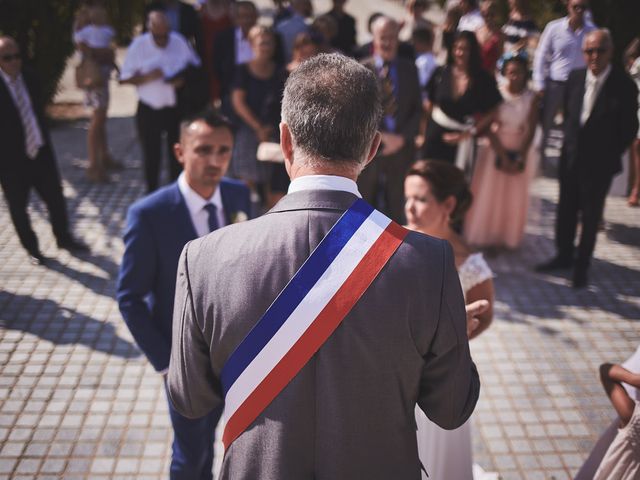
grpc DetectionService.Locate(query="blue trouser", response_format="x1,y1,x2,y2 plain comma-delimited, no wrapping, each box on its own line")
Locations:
165,386,223,480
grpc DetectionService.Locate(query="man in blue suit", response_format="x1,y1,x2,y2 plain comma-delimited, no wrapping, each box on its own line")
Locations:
117,109,251,479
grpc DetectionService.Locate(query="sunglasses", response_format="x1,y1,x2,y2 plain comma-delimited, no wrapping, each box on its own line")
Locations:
584,47,606,55
1,53,21,62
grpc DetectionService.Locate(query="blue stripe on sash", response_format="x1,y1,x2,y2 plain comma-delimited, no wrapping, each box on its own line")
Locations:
221,199,373,394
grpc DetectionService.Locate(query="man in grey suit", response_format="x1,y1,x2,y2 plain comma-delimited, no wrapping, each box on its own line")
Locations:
168,53,480,479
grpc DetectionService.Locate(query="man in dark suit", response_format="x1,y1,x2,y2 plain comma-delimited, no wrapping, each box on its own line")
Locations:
536,29,639,288
325,0,357,56
358,16,422,223
212,1,258,114
167,53,480,479
0,36,87,265
117,109,250,479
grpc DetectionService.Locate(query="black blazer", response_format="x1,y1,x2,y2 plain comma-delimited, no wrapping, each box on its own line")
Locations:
562,67,639,178
361,56,422,142
0,69,51,172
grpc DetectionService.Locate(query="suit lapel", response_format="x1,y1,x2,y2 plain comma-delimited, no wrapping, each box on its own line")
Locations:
219,181,234,225
585,70,612,126
170,183,199,240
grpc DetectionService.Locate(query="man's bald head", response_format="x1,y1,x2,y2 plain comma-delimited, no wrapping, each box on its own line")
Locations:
371,16,399,62
0,36,22,79
147,11,171,47
583,28,613,76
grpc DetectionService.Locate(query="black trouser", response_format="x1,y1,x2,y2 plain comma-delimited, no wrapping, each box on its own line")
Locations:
135,101,181,193
0,145,70,254
357,141,415,224
556,170,612,272
541,80,567,164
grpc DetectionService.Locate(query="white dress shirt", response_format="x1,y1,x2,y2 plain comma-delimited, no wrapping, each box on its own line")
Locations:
287,175,361,197
73,25,115,49
532,17,596,91
235,27,254,65
580,64,611,126
120,32,201,109
178,173,226,237
0,69,44,157
457,9,485,33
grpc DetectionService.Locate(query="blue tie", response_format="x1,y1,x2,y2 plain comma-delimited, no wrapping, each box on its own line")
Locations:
204,203,219,232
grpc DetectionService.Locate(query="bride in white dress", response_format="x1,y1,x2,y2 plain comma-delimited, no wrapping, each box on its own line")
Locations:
404,160,496,480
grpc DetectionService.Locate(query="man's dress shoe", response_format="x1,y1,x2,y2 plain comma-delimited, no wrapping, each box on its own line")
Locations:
57,237,89,253
535,256,573,272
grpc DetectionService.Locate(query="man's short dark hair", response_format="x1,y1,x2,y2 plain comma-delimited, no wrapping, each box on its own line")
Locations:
180,108,235,139
282,53,382,166
412,26,434,47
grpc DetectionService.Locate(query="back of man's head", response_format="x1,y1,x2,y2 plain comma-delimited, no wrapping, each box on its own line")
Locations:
282,53,382,168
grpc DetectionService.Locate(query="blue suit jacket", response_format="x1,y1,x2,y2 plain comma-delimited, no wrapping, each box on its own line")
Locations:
117,178,251,371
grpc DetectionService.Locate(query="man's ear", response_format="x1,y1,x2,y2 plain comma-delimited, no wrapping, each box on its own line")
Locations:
363,131,382,168
280,122,294,176
173,142,185,166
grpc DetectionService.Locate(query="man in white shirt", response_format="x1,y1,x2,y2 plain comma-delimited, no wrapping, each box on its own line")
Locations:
536,30,638,288
457,0,484,33
0,36,88,265
532,0,595,165
120,11,201,192
117,109,250,479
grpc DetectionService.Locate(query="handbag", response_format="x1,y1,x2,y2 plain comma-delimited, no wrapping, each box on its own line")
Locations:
75,57,104,89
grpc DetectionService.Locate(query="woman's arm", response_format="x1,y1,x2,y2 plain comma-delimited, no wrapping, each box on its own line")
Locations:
520,92,540,156
465,278,494,340
599,363,639,426
232,88,272,142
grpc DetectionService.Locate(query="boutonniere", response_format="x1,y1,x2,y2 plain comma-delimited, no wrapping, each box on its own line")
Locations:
231,211,249,224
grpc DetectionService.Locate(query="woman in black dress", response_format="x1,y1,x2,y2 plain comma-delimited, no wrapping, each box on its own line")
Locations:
422,30,502,166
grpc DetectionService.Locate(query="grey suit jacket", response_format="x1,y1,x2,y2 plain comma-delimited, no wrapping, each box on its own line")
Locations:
168,189,480,480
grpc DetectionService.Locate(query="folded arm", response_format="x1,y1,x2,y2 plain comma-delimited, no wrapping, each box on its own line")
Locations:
417,241,480,429
167,242,222,418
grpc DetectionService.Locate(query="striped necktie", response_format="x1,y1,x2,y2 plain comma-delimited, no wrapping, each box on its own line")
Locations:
204,203,219,233
12,78,40,159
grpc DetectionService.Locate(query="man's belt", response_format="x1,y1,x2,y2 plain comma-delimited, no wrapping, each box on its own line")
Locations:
220,198,408,450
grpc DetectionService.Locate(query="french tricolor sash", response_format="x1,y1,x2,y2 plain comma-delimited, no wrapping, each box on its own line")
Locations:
220,198,408,450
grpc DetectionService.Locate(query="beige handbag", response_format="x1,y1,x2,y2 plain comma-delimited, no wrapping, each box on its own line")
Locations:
75,57,104,89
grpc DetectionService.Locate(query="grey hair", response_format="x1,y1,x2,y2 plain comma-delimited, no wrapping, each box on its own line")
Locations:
583,28,613,50
281,53,382,168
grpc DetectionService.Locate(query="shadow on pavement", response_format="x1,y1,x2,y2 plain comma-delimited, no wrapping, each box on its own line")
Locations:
0,291,140,359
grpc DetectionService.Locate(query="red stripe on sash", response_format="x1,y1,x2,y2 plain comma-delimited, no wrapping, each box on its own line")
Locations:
222,221,408,449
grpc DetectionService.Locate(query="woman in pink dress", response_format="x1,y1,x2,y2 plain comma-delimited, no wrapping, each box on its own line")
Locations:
464,51,539,249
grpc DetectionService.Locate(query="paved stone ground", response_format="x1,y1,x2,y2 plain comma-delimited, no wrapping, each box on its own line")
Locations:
2,1,640,479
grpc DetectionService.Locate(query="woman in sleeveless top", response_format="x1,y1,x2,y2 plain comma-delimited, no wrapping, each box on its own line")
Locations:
404,160,497,480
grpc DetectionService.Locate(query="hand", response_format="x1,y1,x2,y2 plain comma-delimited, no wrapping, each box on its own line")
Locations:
465,299,489,339
145,68,164,83
442,131,471,145
414,134,425,149
380,133,405,156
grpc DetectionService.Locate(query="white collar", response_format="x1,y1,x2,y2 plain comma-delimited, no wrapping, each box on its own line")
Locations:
178,172,223,216
586,64,611,85
287,175,361,197
563,16,587,34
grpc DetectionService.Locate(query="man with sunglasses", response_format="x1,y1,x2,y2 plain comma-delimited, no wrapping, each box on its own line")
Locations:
536,29,638,288
0,36,88,265
120,11,201,193
532,0,596,167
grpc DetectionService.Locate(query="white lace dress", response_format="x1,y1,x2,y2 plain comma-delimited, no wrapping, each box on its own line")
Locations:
416,253,495,480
